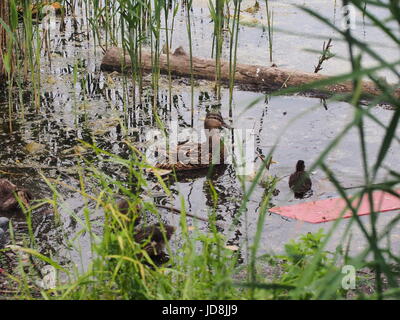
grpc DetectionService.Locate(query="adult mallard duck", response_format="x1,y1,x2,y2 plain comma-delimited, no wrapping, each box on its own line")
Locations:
289,160,312,199
154,111,230,172
0,179,32,214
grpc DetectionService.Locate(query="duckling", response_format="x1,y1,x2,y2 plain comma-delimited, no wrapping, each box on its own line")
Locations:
114,199,175,261
289,160,312,199
155,111,230,172
133,223,175,265
116,199,142,226
0,179,32,214
134,223,175,260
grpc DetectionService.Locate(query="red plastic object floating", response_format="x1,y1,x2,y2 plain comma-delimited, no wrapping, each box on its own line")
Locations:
269,189,400,224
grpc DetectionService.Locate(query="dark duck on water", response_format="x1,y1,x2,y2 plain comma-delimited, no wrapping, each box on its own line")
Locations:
0,179,32,214
134,223,175,259
289,160,312,199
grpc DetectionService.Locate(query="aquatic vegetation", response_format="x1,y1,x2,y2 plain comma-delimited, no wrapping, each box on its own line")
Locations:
264,0,273,63
314,38,334,73
153,111,230,172
0,0,399,301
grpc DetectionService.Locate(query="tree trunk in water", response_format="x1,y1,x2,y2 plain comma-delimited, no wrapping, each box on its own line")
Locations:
0,0,9,80
101,47,400,102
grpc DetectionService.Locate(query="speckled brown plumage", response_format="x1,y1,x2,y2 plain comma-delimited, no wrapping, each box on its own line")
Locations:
115,200,175,260
0,179,32,214
134,223,175,258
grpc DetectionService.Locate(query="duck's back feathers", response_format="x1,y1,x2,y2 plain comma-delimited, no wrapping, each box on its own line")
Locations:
155,141,226,172
134,223,175,257
153,112,229,172
289,171,312,194
0,179,32,213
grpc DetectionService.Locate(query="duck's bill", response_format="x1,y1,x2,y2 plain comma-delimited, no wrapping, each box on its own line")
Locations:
222,122,232,129
258,155,278,165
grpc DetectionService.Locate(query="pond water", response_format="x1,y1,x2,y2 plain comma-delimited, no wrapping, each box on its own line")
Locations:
0,0,399,269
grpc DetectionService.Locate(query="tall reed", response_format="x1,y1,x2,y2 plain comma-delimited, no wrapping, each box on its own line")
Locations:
2,0,400,301
264,0,273,63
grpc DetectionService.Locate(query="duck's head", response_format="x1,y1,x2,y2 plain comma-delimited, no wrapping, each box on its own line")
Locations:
296,160,306,172
17,189,33,207
116,199,142,226
163,224,176,240
204,111,231,130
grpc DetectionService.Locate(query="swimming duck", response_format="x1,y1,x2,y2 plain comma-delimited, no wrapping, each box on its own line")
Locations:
154,111,230,172
114,199,175,261
243,1,260,14
289,160,312,199
0,179,32,214
134,223,175,259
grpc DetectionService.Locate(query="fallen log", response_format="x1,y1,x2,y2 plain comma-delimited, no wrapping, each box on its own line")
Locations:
101,47,400,101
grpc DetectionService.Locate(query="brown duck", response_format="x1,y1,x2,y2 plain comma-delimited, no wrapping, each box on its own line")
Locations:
0,179,32,214
134,223,175,259
289,160,312,199
155,111,230,172
116,199,175,261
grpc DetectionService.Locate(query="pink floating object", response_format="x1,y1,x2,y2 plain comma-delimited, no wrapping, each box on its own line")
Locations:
269,190,400,223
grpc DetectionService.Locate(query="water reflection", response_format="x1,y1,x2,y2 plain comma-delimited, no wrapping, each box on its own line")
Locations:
0,1,399,268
